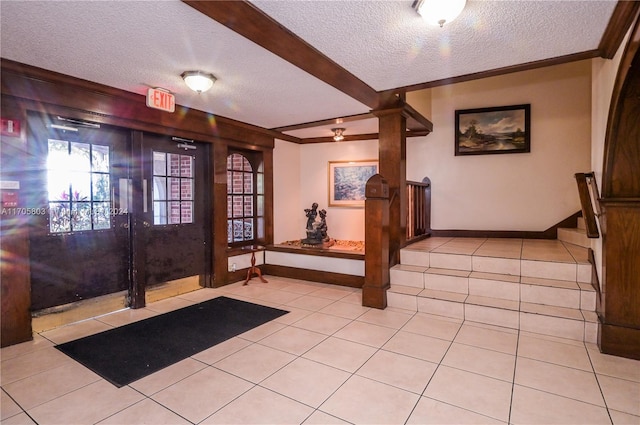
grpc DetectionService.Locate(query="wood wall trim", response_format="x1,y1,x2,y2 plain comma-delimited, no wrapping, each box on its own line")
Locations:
1,59,277,147
430,212,581,240
267,244,364,261
598,1,640,59
261,264,364,288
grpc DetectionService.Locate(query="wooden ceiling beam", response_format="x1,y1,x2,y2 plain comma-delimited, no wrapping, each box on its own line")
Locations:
182,0,396,110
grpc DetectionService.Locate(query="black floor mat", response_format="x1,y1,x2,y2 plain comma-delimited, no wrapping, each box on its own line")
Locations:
55,296,288,387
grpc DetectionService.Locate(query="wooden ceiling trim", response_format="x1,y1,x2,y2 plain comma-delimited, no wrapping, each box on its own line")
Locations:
598,1,640,59
182,0,395,110
272,112,375,132
381,50,600,96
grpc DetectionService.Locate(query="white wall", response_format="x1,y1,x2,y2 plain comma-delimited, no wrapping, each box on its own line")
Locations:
273,138,378,242
273,139,302,243
407,60,592,231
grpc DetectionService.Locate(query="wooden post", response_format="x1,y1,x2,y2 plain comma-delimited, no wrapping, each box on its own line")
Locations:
363,174,390,309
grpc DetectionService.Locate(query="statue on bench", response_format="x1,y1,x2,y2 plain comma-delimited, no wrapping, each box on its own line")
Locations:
301,202,334,248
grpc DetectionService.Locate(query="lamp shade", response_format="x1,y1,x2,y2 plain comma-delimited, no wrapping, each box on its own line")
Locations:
181,71,216,93
414,0,466,27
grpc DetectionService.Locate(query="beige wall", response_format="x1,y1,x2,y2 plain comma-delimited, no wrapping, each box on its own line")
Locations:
274,60,596,241
407,60,592,231
590,27,632,279
274,139,378,242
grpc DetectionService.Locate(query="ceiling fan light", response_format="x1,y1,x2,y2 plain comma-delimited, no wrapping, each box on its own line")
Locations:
181,71,216,93
414,0,466,27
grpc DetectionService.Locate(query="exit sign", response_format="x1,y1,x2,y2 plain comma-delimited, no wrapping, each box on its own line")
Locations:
146,88,175,113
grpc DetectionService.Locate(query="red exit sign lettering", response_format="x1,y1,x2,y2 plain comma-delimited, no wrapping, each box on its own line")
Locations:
146,88,175,113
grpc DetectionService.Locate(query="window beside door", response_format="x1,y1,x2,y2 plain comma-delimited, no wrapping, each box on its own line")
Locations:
227,151,264,246
152,151,194,225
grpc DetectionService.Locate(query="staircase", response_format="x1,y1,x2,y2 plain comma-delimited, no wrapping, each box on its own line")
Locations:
388,218,598,343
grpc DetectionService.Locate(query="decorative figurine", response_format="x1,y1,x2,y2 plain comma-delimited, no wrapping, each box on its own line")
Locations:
301,203,334,248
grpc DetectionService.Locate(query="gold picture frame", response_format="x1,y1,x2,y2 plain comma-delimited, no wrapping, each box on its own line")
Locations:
328,160,378,207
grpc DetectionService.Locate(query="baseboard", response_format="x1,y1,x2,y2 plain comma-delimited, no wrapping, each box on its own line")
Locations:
261,264,363,288
599,321,640,360
430,211,581,239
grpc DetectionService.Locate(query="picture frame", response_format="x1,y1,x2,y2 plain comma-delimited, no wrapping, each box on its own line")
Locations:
328,160,378,207
455,104,531,156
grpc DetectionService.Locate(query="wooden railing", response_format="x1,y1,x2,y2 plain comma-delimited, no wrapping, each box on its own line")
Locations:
575,172,601,238
406,177,431,241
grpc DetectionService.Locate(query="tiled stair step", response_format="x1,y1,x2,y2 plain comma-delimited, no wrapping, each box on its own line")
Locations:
388,284,598,343
557,227,590,248
395,252,592,283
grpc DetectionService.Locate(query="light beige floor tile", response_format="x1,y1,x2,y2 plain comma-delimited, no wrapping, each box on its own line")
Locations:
303,409,351,424
272,306,313,325
433,238,486,255
258,326,326,355
250,287,304,305
152,367,253,423
383,330,451,363
609,410,640,425
587,345,640,382
27,380,144,425
39,319,113,345
521,240,576,262
339,291,363,305
597,374,640,416
308,286,353,301
454,322,519,353
3,361,101,410
429,252,472,270
285,294,336,311
401,312,462,341
517,333,592,371
144,297,195,314
214,343,295,383
510,384,611,425
1,346,71,385
319,300,370,319
201,385,314,424
95,307,160,328
407,396,505,424
303,337,377,373
236,320,287,342
424,365,512,422
292,312,351,335
0,334,54,361
333,320,397,348
1,389,23,420
129,357,207,396
442,343,516,382
97,398,191,424
320,375,420,424
357,349,438,394
191,336,252,365
261,357,350,407
356,308,413,329
515,357,605,406
280,282,328,295
475,238,523,259
1,412,37,425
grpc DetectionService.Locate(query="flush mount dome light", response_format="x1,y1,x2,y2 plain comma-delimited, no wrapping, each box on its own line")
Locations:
413,0,466,27
332,127,345,141
181,71,216,93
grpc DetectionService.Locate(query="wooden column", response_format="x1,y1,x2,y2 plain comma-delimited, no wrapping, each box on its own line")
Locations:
363,175,390,309
599,12,640,360
211,142,229,287
375,108,406,267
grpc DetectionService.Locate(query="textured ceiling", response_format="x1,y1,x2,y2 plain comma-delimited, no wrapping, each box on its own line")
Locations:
0,0,618,136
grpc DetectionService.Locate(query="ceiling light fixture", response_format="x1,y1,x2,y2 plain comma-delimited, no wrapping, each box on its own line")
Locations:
332,128,345,142
181,71,216,93
413,0,466,27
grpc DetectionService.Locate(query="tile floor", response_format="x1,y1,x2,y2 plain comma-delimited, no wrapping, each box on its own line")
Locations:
2,276,639,425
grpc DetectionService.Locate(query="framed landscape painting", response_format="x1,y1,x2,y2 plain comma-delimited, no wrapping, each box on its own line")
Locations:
328,160,378,207
455,104,531,156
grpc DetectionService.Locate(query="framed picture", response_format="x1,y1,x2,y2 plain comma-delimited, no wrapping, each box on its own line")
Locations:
328,160,378,207
455,104,531,156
